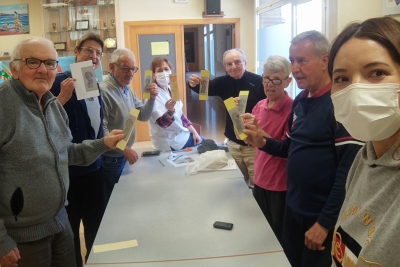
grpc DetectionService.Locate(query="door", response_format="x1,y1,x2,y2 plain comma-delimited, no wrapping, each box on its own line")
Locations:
126,25,185,141
184,27,199,72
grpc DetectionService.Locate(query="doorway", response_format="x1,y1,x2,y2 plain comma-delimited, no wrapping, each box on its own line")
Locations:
124,18,239,141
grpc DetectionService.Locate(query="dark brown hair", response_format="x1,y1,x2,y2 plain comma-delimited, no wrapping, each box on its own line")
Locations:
75,32,104,52
328,17,400,79
150,57,173,73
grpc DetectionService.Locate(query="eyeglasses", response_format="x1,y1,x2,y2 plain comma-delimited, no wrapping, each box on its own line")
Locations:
114,63,139,73
14,58,58,70
262,76,288,85
80,46,103,57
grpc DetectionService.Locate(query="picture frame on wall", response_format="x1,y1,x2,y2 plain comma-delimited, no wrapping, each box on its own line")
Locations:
0,4,30,35
54,42,67,51
75,20,89,30
382,0,400,15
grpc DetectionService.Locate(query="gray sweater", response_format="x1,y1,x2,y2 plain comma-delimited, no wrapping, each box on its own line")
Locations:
100,75,154,157
0,79,108,257
333,141,400,266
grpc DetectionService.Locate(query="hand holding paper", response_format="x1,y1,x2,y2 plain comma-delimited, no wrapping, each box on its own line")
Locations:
224,97,247,140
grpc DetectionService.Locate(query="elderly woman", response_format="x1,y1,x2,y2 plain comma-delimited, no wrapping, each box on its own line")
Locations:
147,57,202,151
250,56,293,243
329,17,400,266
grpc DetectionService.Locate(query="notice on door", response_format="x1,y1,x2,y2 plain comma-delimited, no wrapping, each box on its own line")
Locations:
151,41,170,55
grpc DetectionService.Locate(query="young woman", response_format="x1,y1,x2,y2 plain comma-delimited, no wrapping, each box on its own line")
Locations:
329,17,400,266
147,57,202,151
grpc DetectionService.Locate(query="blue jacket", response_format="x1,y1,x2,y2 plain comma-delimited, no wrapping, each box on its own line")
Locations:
50,71,104,177
260,84,363,230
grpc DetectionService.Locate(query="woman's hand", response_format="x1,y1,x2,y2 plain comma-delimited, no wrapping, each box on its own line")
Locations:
165,99,176,112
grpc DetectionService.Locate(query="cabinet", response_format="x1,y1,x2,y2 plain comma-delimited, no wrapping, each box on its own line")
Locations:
42,0,117,74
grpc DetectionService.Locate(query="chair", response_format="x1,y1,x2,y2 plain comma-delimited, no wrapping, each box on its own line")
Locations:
192,123,201,135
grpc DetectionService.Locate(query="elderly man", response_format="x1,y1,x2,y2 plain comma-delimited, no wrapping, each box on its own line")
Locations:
243,31,363,266
50,32,106,266
0,37,123,267
100,48,157,203
188,48,265,187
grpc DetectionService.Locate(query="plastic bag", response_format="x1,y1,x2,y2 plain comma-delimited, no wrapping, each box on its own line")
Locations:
186,150,228,175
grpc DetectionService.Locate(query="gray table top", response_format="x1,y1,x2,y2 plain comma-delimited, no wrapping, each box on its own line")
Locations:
87,149,290,266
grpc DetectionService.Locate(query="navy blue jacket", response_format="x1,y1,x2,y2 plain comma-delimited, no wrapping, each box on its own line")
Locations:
50,71,104,177
260,84,363,230
190,71,265,146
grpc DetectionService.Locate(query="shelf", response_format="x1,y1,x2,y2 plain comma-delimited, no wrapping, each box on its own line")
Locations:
46,28,115,34
43,3,114,9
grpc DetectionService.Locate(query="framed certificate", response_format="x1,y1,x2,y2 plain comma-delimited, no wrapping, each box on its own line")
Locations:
53,42,67,51
75,20,89,30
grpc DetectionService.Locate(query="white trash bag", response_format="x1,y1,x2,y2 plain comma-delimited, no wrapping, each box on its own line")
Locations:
186,150,228,175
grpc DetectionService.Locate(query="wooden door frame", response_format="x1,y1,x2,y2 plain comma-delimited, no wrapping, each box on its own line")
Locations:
124,18,240,141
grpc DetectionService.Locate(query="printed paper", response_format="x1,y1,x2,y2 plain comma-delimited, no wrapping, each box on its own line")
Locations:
199,70,209,101
70,60,99,100
237,91,249,114
224,97,247,140
169,73,180,101
142,70,152,99
116,108,140,151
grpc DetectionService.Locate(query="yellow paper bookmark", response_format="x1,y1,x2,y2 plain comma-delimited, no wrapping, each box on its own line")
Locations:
93,239,138,253
199,70,209,101
116,108,140,151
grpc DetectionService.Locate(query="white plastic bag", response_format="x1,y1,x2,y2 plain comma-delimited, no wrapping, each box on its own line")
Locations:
186,150,228,175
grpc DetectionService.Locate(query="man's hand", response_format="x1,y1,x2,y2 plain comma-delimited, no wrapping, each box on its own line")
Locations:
123,147,139,165
188,74,202,87
241,113,267,148
103,130,124,149
0,247,20,267
233,97,240,106
57,78,76,105
304,222,329,251
147,83,159,99
165,99,176,112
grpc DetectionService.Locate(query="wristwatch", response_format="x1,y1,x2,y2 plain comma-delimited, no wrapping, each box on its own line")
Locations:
167,110,175,116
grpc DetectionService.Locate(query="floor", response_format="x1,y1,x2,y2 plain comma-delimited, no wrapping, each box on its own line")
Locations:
79,80,226,265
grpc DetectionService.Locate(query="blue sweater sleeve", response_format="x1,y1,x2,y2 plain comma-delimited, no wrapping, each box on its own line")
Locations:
259,137,290,158
317,123,364,229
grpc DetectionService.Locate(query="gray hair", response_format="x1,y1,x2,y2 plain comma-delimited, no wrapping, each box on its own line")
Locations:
222,48,247,65
263,55,291,77
291,30,329,56
110,48,135,64
11,37,56,71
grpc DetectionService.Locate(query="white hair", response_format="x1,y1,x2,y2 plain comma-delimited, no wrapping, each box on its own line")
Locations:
222,48,246,65
291,30,329,56
263,55,291,77
11,37,56,70
110,48,135,63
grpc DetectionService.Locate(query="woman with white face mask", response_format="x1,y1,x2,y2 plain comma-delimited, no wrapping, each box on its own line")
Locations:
147,57,203,151
329,17,400,266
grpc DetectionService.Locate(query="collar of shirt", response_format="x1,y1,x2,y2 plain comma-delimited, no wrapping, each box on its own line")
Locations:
109,73,129,96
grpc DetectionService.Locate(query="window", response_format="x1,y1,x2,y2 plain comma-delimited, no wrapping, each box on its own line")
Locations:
256,0,325,97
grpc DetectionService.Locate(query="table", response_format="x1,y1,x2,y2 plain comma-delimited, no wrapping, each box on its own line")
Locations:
86,149,290,266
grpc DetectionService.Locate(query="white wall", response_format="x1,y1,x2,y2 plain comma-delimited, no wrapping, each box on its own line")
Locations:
115,0,256,72
336,0,382,33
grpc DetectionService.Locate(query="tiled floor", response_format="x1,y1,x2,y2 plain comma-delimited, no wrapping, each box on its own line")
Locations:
79,85,226,265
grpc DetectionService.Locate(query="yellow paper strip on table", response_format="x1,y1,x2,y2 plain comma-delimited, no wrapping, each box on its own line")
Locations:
169,73,180,101
199,70,209,101
223,97,247,140
116,108,140,151
93,239,138,253
142,70,153,99
237,91,249,114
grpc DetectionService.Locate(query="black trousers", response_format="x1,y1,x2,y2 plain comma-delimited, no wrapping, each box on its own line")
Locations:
252,184,286,243
281,205,333,267
66,169,106,267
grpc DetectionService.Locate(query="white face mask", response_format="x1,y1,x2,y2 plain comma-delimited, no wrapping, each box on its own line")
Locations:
155,71,171,87
331,83,400,141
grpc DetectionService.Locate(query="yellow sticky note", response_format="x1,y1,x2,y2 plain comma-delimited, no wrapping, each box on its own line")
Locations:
93,239,138,253
199,70,209,101
116,108,140,151
224,97,247,140
169,73,180,101
142,70,153,99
